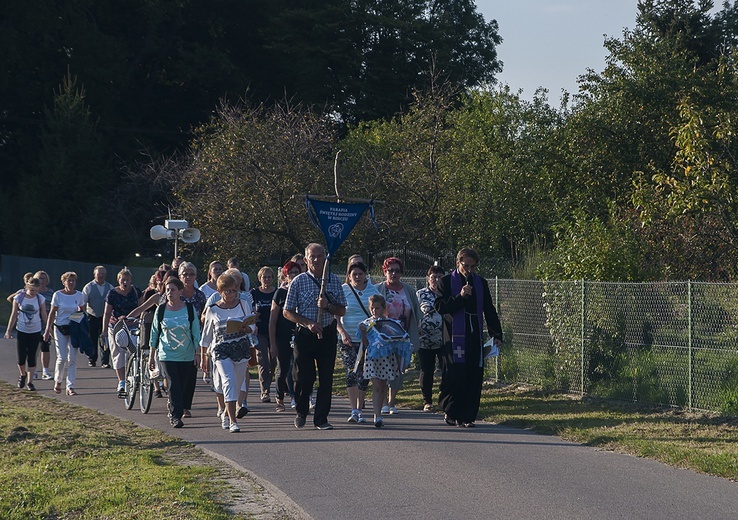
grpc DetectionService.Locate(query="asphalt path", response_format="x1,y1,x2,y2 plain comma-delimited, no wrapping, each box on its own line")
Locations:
2,334,738,519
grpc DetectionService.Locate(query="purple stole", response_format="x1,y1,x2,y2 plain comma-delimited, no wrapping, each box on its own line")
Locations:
451,270,483,364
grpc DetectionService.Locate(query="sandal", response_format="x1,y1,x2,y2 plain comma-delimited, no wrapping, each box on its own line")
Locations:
66,388,77,396
54,383,62,394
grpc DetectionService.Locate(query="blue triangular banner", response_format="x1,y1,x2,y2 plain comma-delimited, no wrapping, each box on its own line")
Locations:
305,197,377,256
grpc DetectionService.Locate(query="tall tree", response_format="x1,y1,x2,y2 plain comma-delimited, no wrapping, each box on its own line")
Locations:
7,72,123,260
544,0,738,280
172,100,338,264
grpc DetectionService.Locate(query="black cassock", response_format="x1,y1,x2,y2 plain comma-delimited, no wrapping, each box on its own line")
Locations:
434,271,502,424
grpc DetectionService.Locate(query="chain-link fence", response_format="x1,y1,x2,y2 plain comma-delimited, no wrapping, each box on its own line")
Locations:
492,279,738,414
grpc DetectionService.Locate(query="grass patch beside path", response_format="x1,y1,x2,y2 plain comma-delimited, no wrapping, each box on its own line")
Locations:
334,364,738,481
0,383,291,520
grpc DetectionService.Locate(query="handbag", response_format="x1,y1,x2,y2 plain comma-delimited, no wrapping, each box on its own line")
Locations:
55,323,71,336
248,345,258,367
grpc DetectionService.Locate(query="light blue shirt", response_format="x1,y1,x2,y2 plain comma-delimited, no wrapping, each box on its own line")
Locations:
340,283,380,343
150,306,200,362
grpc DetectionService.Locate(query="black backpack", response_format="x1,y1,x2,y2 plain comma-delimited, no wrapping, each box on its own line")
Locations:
152,301,196,348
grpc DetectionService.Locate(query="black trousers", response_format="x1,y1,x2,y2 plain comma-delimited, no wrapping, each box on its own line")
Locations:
418,347,443,405
161,360,197,421
17,331,40,367
275,333,294,401
87,315,106,365
438,343,484,423
292,322,337,426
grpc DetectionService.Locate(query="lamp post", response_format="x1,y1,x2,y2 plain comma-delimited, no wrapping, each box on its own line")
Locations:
150,219,200,257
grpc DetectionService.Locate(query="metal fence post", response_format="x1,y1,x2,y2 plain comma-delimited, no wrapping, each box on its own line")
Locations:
687,280,693,410
581,279,586,396
495,276,500,381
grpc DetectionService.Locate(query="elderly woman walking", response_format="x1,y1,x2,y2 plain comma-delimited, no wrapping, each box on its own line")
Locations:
375,257,420,414
101,268,143,396
251,266,277,403
417,265,445,412
44,272,88,395
200,272,254,433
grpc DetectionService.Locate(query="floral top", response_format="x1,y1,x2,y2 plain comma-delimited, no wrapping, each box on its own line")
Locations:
106,287,142,328
384,286,412,332
417,287,443,350
182,288,207,319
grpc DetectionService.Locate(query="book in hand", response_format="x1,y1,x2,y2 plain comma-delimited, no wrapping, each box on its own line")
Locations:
69,311,85,323
226,314,257,334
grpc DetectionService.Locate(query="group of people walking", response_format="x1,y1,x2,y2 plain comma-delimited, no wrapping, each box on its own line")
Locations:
4,246,502,432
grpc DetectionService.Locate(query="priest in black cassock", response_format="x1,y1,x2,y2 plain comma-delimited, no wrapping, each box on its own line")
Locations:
435,248,502,427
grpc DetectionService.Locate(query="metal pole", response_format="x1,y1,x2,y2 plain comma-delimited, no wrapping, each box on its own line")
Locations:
687,280,694,410
495,276,500,381
581,279,586,396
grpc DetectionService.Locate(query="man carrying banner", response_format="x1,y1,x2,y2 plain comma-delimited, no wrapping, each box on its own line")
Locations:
283,243,347,430
435,248,502,428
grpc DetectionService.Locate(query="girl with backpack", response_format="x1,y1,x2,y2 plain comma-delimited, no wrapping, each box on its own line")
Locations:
149,277,201,429
5,278,48,390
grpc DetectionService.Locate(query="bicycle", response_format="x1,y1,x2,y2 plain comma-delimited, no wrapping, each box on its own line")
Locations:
112,318,154,413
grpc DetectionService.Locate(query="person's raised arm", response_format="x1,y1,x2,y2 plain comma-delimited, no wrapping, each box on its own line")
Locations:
127,292,159,318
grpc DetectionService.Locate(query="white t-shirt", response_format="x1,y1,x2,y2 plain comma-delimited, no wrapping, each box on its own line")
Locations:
51,290,88,325
15,293,44,334
200,283,218,299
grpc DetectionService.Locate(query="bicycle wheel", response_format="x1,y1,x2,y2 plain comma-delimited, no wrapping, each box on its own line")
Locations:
140,350,153,414
124,353,138,410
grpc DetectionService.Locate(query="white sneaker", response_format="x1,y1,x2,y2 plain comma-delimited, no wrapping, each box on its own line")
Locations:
290,398,296,408
381,405,390,414
221,414,230,429
229,422,240,433
216,407,224,417
42,371,53,380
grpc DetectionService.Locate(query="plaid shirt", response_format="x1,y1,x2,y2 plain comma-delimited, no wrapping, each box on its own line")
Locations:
284,271,347,327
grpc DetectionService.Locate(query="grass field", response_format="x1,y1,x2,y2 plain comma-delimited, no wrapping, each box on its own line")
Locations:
0,383,292,520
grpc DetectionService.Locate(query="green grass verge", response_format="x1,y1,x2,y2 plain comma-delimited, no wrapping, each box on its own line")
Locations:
333,361,738,481
0,383,288,520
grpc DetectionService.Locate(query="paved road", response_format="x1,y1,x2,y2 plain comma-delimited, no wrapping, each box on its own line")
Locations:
2,334,737,519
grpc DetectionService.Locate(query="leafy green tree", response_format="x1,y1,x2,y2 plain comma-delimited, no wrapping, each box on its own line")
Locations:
446,87,563,262
251,0,501,121
172,101,338,265
544,0,738,280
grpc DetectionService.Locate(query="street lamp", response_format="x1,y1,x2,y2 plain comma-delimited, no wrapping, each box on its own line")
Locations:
150,219,200,257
